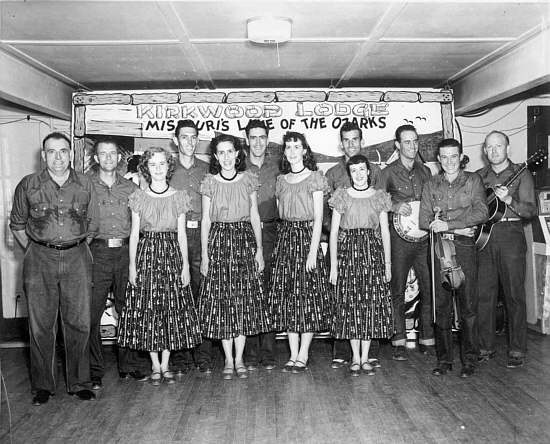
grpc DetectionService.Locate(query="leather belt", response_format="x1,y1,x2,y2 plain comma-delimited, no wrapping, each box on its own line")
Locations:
186,220,200,229
93,237,129,248
33,237,86,251
500,218,521,222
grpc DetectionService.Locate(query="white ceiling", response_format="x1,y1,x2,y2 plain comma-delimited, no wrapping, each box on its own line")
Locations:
0,1,548,92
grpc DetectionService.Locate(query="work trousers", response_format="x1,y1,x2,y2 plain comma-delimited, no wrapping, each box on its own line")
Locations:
390,227,434,346
89,242,149,378
433,237,479,365
244,221,277,366
172,223,213,368
24,241,92,393
478,222,527,357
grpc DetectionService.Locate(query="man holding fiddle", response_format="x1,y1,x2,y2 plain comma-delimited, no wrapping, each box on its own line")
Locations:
419,138,488,378
476,131,537,368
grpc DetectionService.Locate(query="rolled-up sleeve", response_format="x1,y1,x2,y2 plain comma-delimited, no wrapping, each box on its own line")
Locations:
9,178,29,232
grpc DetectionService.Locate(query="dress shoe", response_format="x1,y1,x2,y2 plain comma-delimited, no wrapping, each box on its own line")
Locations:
91,377,102,390
236,366,249,379
460,364,475,378
32,390,52,406
330,358,347,369
349,362,361,377
432,363,452,376
478,350,496,363
367,358,381,368
175,366,192,376
507,356,524,368
246,363,258,371
361,362,375,376
162,370,176,384
70,389,96,401
292,360,308,374
263,362,276,371
282,360,295,373
392,346,408,361
418,344,436,356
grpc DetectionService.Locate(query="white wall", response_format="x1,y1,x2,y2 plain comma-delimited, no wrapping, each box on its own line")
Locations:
457,94,550,172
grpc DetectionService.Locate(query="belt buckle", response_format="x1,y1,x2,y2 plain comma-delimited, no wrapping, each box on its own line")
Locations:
442,233,454,241
107,238,123,248
187,220,199,229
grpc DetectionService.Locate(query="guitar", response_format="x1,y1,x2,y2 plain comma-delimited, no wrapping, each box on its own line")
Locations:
475,149,546,250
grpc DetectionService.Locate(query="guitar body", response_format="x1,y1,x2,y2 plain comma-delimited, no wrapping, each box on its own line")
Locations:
475,189,507,250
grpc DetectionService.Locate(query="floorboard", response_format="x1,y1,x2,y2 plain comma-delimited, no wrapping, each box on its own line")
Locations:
1,332,550,444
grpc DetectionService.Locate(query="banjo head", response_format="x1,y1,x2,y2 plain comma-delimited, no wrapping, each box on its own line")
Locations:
393,201,429,242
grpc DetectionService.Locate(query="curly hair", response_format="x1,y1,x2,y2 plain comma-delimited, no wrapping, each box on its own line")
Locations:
346,154,371,187
138,147,177,184
279,131,318,174
208,134,247,175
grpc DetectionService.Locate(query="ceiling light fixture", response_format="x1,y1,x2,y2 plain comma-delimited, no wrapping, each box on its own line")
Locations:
247,16,292,44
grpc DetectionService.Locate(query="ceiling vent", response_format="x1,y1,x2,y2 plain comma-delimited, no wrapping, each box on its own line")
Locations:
247,17,292,44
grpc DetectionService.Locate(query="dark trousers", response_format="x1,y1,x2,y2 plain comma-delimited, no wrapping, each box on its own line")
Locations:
89,242,149,378
390,227,434,346
478,222,527,357
244,221,277,365
24,242,92,393
433,237,479,365
172,223,213,368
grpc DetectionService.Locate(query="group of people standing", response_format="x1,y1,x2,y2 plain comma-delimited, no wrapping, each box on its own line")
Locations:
10,117,536,406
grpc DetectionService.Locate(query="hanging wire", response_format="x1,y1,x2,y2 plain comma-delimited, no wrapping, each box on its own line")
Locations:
454,118,463,145
459,99,527,128
0,117,52,128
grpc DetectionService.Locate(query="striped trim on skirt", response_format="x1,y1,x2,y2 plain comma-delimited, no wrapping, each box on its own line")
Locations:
332,228,393,340
117,231,202,351
268,220,330,333
198,221,270,339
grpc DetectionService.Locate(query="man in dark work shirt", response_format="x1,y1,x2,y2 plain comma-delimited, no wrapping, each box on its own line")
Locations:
380,125,434,361
88,138,150,390
10,132,99,405
419,138,488,378
242,119,280,371
170,119,214,374
476,131,537,368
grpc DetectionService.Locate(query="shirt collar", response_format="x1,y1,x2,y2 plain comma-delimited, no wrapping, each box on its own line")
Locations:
39,168,80,186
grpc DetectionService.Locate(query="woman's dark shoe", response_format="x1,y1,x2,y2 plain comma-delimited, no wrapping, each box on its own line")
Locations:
367,358,381,368
432,363,452,376
361,362,375,376
349,362,361,377
162,370,176,384
506,356,524,368
282,360,295,373
91,377,102,390
150,371,162,386
292,360,308,374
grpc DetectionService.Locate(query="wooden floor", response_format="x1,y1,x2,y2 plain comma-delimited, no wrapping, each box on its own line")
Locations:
1,333,550,444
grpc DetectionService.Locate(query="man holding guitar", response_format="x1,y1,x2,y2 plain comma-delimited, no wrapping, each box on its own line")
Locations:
476,130,537,368
381,124,434,360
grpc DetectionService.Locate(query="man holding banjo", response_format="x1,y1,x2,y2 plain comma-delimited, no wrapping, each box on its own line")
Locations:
380,124,435,361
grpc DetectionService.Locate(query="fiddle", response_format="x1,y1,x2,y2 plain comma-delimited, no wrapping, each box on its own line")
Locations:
431,207,465,291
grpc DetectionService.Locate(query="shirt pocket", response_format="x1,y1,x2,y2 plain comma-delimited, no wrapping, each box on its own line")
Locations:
29,202,49,219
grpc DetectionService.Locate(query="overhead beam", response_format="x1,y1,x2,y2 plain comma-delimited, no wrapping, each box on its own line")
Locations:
0,49,73,119
452,26,550,116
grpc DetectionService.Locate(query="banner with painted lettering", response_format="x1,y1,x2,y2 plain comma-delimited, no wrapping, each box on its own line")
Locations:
74,88,454,171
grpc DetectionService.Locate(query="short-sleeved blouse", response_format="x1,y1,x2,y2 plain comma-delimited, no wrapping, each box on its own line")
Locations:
128,189,190,232
276,170,330,221
328,187,391,229
200,171,259,222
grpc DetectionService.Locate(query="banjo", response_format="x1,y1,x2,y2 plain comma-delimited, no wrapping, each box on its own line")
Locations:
393,201,428,243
